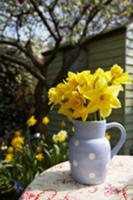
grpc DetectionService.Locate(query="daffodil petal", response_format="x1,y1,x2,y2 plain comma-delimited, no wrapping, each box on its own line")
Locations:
111,97,121,108
100,107,112,118
108,85,122,96
87,100,99,113
95,76,107,90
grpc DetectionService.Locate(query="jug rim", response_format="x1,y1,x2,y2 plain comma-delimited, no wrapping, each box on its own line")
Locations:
72,119,106,123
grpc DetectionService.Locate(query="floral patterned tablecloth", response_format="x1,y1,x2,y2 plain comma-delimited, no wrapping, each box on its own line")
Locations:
20,156,133,200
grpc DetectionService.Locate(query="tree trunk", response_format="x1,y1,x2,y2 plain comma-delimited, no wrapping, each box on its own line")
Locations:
34,80,51,115
34,80,46,120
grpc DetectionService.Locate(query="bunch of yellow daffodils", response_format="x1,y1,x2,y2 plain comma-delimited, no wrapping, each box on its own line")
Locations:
48,65,132,121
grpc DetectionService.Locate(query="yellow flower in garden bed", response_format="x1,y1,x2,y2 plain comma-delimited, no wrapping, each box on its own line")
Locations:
52,130,68,143
27,115,37,127
48,64,132,121
52,134,58,143
42,116,50,125
4,153,14,162
58,130,67,142
11,136,24,151
35,153,44,161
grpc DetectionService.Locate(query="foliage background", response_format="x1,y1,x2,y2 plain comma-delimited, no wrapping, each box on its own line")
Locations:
0,58,34,136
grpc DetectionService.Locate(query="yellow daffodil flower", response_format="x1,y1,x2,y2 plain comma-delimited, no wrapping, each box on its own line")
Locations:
107,64,132,86
42,116,50,125
77,74,94,95
11,136,24,151
7,146,14,153
27,115,37,127
4,153,14,162
111,64,123,78
94,68,112,83
112,72,132,85
52,130,68,143
57,130,68,142
67,91,85,110
87,86,121,118
66,72,78,90
83,76,108,100
52,134,58,143
86,77,122,118
76,70,91,85
58,104,73,120
95,75,108,90
49,82,72,105
35,153,44,161
72,106,89,121
48,87,59,105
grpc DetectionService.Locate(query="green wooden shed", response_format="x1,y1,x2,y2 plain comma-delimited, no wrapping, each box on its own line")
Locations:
46,22,133,155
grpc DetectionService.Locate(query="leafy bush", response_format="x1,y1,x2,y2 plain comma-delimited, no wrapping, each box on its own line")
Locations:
0,61,34,136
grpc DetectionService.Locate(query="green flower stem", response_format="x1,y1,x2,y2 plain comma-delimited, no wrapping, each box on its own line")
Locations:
96,110,101,121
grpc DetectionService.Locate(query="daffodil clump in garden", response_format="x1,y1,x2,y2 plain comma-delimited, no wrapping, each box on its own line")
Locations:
48,65,132,121
0,115,69,198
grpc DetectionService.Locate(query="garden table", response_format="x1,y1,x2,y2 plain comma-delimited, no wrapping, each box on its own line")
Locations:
20,155,133,200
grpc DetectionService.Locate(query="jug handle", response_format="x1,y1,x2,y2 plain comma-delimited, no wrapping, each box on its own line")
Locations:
106,122,127,159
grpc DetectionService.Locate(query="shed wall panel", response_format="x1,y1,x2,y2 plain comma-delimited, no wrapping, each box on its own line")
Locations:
125,24,133,154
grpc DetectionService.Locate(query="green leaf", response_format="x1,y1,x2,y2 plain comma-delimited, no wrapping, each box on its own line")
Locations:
53,144,60,163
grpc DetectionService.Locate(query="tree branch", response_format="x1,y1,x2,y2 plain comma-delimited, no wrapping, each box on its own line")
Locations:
47,7,60,38
29,0,58,41
79,0,114,42
12,9,32,18
0,53,49,88
71,3,92,30
0,39,60,74
49,0,59,12
104,0,113,5
0,40,27,55
16,20,21,42
25,40,46,68
80,6,101,40
52,1,114,87
0,39,46,70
